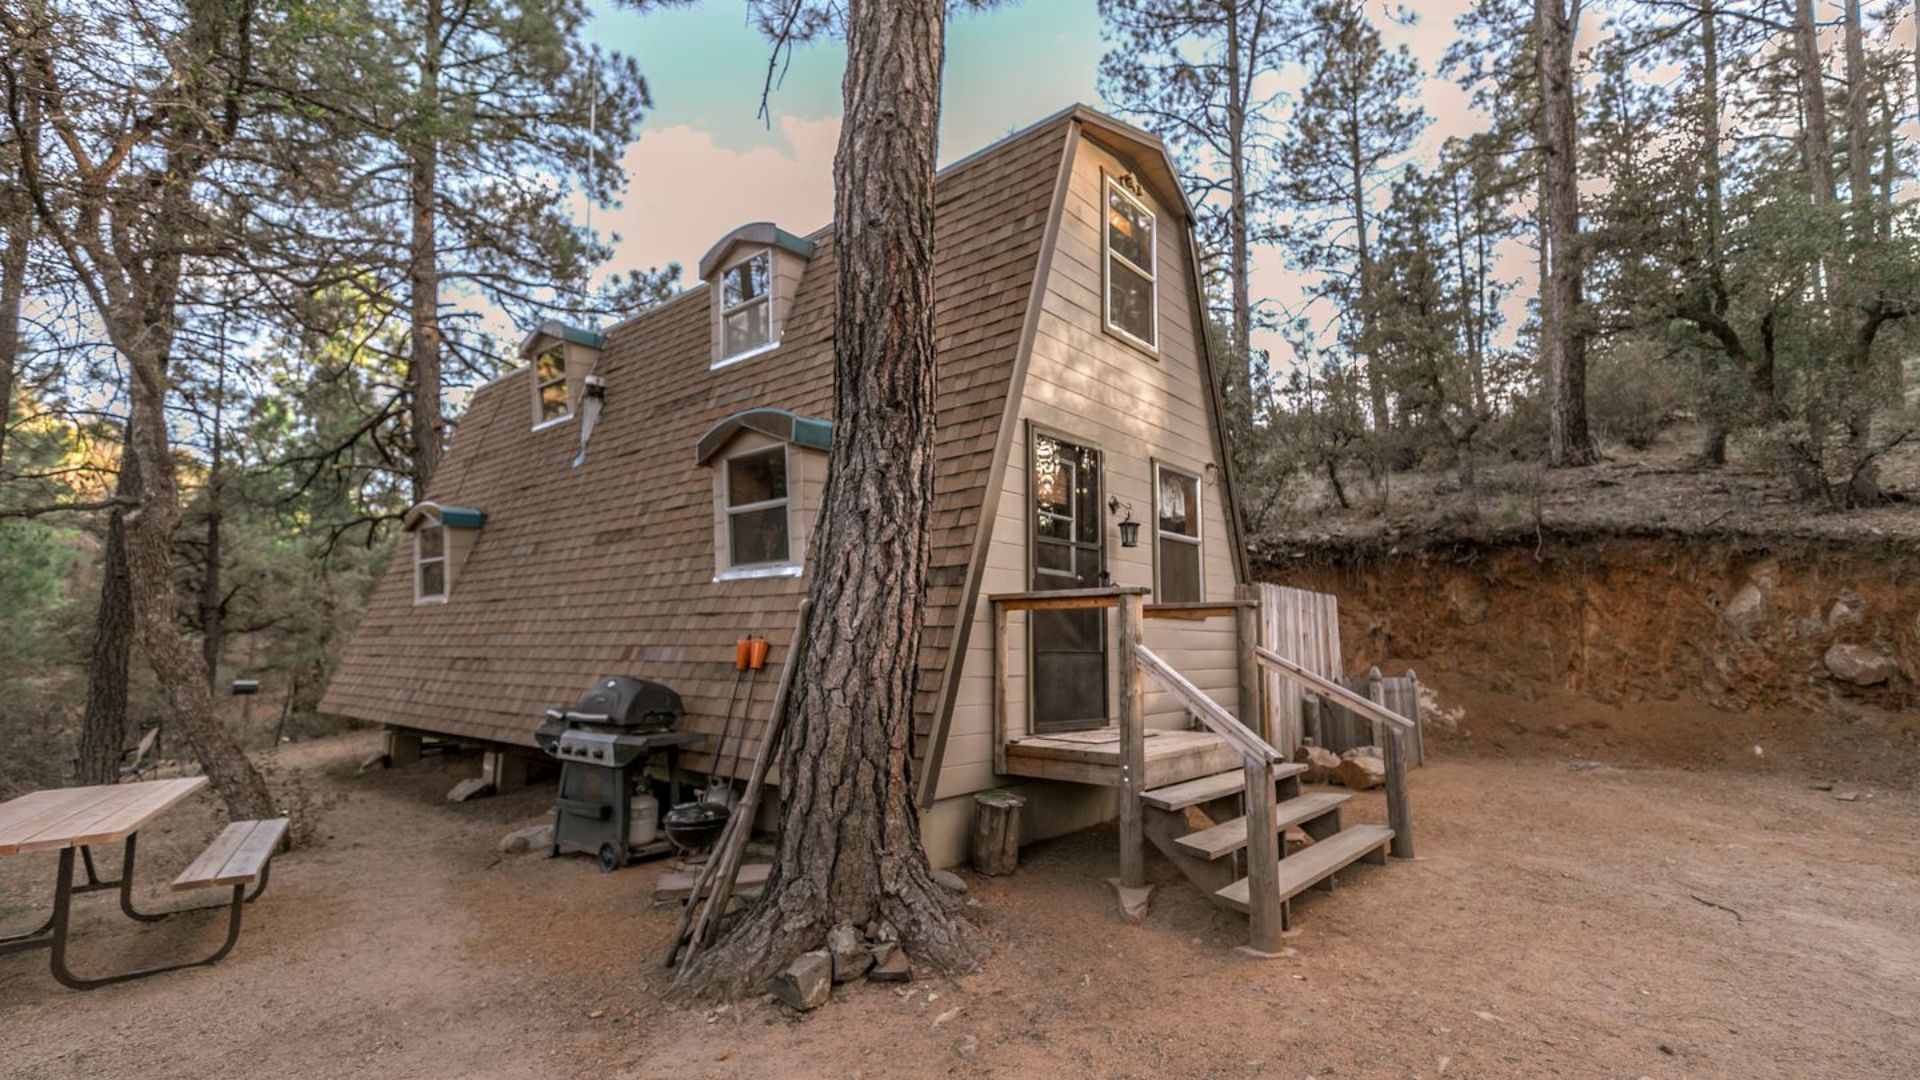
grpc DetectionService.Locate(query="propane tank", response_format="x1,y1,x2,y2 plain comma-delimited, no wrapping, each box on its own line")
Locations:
628,791,659,848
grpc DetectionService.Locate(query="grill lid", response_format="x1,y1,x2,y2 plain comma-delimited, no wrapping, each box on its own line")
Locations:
552,676,684,730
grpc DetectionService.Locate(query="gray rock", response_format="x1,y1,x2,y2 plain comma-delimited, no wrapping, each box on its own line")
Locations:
1824,643,1898,687
1339,745,1383,761
771,950,833,1010
1722,582,1769,636
929,868,968,893
1335,755,1385,790
827,923,872,983
955,1034,979,1060
864,917,899,945
499,823,552,854
446,777,492,803
1826,592,1867,630
1295,744,1341,784
868,942,911,983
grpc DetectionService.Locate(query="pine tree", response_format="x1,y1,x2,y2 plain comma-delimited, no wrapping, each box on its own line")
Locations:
1277,0,1428,431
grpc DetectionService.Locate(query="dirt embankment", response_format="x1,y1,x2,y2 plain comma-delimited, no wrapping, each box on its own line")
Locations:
1260,536,1920,784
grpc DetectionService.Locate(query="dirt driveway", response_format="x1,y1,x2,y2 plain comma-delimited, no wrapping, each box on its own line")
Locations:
2,729,1914,1079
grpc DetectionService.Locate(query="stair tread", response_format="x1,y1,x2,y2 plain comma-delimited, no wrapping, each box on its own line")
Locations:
1214,824,1394,912
1173,792,1352,860
1139,763,1306,811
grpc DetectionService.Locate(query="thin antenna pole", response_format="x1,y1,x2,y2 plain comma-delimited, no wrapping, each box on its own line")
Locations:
586,50,598,327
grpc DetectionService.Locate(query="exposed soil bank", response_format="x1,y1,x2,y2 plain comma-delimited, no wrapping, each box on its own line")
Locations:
1260,536,1920,784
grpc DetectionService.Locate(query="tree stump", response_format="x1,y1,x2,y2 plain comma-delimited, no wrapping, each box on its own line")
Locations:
970,789,1026,876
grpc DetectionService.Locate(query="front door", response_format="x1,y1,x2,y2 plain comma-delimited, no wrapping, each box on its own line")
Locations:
1030,431,1107,733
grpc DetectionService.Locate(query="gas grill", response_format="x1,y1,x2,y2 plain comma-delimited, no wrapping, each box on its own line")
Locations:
535,676,704,872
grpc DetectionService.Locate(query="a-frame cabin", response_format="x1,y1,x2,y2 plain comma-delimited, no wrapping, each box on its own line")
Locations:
322,105,1411,949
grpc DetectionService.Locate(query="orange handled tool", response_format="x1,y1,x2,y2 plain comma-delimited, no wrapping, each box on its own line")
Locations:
734,637,752,671
748,637,770,671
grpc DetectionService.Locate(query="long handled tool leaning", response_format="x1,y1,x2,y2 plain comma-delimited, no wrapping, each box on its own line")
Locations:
701,638,753,808
665,602,809,969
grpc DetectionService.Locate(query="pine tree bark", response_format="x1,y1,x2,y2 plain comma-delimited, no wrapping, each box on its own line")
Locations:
406,0,446,503
0,204,24,480
199,353,228,691
1536,0,1596,466
673,0,982,1000
75,446,139,786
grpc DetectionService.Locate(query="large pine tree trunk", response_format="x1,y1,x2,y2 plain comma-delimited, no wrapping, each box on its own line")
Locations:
406,0,446,503
1536,0,1596,466
674,0,982,1000
0,186,26,480
75,445,139,786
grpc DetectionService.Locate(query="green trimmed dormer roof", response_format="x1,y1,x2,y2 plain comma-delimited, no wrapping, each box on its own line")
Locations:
694,407,833,465
519,321,606,355
697,222,819,280
403,502,487,530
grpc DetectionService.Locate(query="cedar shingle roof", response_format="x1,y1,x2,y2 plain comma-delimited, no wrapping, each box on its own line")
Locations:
319,112,1072,769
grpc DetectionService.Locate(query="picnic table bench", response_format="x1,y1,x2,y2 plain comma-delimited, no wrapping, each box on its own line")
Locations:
0,777,288,990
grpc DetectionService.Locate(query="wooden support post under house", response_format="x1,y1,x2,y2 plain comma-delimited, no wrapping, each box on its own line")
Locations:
483,750,527,794
1116,592,1147,893
385,729,422,767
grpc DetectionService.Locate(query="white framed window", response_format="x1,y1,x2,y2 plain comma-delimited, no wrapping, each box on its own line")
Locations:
534,345,569,425
724,446,791,571
1104,177,1157,350
415,522,448,604
719,250,773,361
1153,463,1201,603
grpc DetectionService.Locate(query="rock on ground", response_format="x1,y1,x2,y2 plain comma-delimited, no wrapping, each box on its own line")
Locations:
1824,643,1898,687
868,943,911,983
827,923,872,983
1295,744,1341,784
772,950,833,1010
930,868,967,893
498,823,552,854
1336,755,1386,791
446,777,492,803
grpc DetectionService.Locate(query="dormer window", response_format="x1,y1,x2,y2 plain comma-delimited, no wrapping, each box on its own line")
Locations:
415,522,448,603
403,502,485,604
700,223,816,369
534,344,569,424
720,250,773,360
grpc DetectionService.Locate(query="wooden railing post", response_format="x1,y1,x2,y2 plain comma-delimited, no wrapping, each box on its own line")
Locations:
991,600,1009,776
1370,674,1414,859
1242,758,1286,954
1234,584,1266,747
1117,591,1147,892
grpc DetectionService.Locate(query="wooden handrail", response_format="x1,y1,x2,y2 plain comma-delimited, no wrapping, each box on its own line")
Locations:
987,586,1150,612
1252,646,1416,732
1133,643,1282,764
1143,601,1250,620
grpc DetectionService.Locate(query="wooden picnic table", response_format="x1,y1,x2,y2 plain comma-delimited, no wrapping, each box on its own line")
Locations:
0,776,279,990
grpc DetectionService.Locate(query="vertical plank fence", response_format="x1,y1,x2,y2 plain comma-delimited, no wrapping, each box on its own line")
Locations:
1257,584,1343,757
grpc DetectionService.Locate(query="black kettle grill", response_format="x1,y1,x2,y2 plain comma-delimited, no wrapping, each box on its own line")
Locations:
536,677,703,871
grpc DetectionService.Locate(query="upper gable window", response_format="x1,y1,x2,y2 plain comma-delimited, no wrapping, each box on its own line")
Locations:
720,251,773,360
1104,178,1158,350
725,446,791,569
1154,463,1201,603
534,344,569,425
415,522,448,604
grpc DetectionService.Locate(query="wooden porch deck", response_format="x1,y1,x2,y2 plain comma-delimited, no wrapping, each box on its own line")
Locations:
1002,728,1240,789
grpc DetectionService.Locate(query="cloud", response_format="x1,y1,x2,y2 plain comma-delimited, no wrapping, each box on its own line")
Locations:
597,115,842,292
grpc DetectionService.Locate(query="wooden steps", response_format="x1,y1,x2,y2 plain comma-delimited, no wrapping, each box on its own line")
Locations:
1139,762,1307,811
1173,792,1349,861
1214,824,1394,914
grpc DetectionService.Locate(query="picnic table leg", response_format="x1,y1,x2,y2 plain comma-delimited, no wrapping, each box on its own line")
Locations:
115,833,269,923
49,846,249,992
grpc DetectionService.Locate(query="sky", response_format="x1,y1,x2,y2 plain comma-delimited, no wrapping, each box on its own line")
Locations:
583,0,1486,371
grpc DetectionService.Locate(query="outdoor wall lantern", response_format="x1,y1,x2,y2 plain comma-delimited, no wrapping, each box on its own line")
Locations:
1108,496,1141,548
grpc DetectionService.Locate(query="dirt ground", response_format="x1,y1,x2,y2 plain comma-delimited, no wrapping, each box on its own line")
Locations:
2,719,1916,1080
